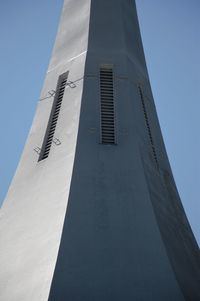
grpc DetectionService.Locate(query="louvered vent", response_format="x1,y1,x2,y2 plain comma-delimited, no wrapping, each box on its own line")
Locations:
138,86,158,166
100,67,116,144
39,74,68,161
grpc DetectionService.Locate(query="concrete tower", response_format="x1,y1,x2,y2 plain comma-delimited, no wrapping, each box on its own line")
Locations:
0,1,200,300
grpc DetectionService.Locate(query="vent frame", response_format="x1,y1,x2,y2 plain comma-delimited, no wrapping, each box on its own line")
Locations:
138,85,158,167
99,65,117,145
38,71,69,161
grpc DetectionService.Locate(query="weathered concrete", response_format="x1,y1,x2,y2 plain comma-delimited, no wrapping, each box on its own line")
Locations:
0,1,200,300
0,1,91,300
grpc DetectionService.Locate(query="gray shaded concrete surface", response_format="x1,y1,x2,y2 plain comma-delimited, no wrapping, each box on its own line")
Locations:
0,1,91,300
0,0,200,300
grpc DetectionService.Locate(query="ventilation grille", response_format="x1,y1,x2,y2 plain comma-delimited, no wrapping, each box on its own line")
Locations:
139,86,158,166
39,75,67,161
100,67,115,144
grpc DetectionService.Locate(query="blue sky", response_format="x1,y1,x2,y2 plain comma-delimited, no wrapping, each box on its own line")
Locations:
0,0,199,246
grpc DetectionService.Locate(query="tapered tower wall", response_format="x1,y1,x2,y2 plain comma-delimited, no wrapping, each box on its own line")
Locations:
0,1,200,301
47,1,200,300
0,1,91,300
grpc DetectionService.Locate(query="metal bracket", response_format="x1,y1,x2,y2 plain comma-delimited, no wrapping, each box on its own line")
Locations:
52,138,61,146
33,147,41,155
40,90,56,101
66,80,76,89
